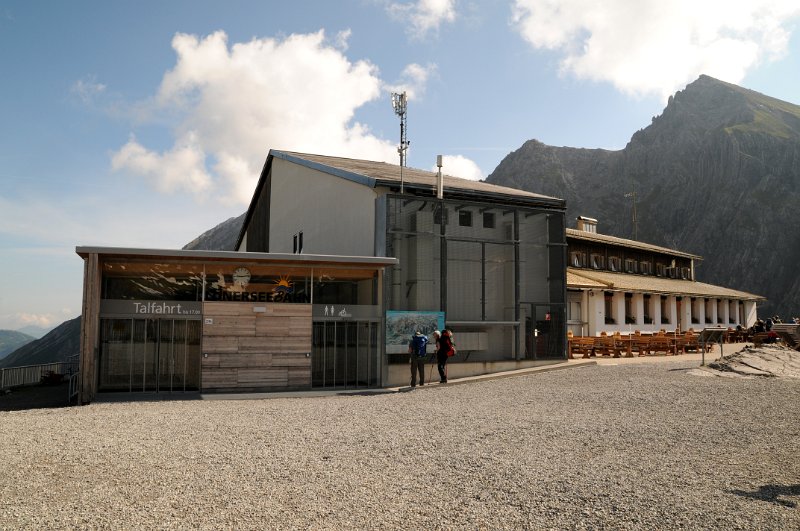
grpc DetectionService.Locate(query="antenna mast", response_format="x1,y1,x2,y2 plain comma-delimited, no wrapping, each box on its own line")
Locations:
391,91,409,193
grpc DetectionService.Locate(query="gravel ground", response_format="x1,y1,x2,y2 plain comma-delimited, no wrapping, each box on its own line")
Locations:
1,359,799,530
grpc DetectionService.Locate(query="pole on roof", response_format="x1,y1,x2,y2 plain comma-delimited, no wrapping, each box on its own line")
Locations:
436,155,443,199
391,91,409,193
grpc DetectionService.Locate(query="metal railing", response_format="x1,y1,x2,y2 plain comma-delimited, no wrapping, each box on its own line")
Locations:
0,358,79,392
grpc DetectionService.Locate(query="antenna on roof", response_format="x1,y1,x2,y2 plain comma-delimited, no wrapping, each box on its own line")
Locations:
391,91,409,193
436,155,443,199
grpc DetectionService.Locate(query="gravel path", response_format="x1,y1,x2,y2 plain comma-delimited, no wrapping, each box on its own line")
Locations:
1,360,799,529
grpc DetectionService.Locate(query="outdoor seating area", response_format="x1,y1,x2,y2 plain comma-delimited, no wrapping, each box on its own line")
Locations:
566,329,725,359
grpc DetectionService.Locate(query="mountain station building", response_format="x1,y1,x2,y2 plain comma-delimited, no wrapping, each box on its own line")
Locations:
76,151,762,403
565,217,762,336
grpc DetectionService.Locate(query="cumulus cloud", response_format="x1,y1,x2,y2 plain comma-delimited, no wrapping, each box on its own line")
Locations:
512,0,800,99
385,63,437,99
387,0,457,39
433,154,484,181
112,133,212,196
112,30,402,205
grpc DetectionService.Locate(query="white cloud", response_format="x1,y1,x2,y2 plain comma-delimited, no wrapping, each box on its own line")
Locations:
512,0,800,99
71,76,106,104
112,133,212,197
112,30,399,205
0,311,73,331
385,62,437,100
433,154,484,181
388,0,457,39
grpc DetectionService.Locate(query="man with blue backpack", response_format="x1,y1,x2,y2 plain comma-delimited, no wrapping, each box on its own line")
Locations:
408,330,429,387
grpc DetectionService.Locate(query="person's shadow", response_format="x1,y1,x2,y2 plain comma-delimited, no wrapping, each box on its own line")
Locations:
730,484,800,508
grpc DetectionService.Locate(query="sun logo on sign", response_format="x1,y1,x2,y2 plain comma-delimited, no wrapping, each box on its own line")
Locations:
272,275,294,295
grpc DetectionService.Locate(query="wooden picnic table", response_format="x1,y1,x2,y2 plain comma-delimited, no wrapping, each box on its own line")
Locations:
613,334,678,356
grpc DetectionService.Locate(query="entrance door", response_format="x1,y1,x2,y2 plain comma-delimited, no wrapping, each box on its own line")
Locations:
524,303,566,359
99,318,201,393
311,320,380,388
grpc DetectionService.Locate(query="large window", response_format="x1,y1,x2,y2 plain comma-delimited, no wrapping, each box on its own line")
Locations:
205,265,311,303
644,294,654,324
604,292,615,324
102,262,203,301
384,195,565,361
661,296,670,324
102,261,376,306
570,251,586,267
624,293,635,324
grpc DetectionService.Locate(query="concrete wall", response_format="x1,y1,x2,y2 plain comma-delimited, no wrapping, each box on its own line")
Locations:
386,358,562,387
268,158,377,256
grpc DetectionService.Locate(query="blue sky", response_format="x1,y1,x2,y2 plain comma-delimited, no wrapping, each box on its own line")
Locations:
1,0,799,332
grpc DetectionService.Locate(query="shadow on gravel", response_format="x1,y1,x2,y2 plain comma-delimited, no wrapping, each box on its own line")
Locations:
730,484,800,508
0,382,73,412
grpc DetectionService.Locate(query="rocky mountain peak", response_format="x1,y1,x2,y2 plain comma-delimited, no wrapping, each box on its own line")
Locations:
488,75,800,318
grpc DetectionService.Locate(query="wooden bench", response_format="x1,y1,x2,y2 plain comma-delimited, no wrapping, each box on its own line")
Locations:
568,337,595,359
629,336,653,356
649,335,674,355
676,334,699,353
593,336,621,357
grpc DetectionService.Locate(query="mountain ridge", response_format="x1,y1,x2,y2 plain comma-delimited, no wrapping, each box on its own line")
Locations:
0,317,81,368
0,330,35,360
487,74,800,318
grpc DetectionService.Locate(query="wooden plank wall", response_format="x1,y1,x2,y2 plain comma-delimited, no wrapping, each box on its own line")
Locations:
79,253,101,404
202,302,312,391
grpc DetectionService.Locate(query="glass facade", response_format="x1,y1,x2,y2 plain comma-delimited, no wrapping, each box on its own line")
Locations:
97,258,383,393
101,261,378,305
102,262,204,301
98,318,201,393
384,195,566,361
312,320,380,388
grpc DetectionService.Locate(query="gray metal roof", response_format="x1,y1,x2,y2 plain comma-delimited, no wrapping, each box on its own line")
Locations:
236,149,566,249
566,228,702,260
273,150,565,206
567,267,763,300
75,246,397,267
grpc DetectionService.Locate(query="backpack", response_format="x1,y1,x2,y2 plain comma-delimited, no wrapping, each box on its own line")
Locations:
411,334,428,356
443,331,456,357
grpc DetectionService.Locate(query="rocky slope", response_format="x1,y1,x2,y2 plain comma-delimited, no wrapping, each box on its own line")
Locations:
487,75,800,318
0,317,81,368
182,213,245,251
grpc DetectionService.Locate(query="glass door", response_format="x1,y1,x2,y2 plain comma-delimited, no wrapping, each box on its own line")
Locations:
312,320,380,388
99,318,201,393
524,303,567,359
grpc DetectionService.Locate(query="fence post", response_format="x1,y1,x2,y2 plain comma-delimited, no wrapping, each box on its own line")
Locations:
1,368,4,390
